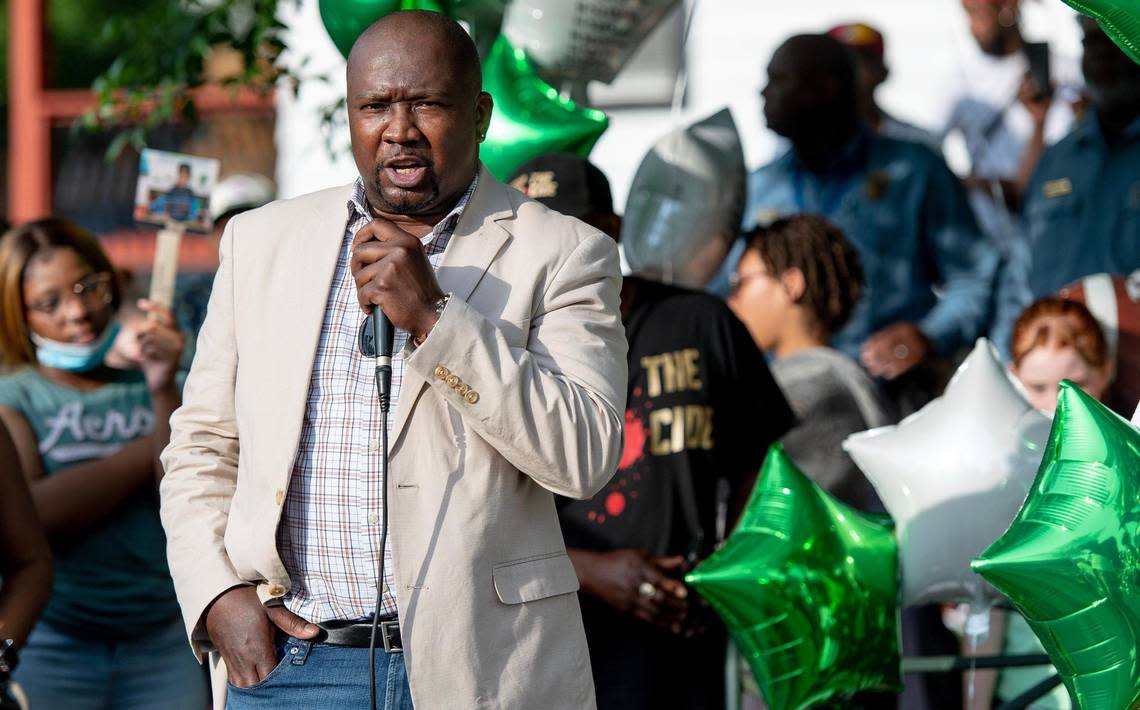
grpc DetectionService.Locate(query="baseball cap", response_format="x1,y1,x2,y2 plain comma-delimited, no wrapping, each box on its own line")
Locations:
210,172,276,220
827,22,886,60
507,153,614,219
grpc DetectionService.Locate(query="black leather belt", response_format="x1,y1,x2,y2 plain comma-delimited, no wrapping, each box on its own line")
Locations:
315,617,402,653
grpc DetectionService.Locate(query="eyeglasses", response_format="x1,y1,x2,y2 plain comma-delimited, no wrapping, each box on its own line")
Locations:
26,272,114,316
727,271,770,294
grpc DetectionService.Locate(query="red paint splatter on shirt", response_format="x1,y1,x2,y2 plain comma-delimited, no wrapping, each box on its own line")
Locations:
619,409,648,470
605,491,626,517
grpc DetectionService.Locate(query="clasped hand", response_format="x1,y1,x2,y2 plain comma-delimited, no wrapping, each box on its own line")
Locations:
350,216,446,343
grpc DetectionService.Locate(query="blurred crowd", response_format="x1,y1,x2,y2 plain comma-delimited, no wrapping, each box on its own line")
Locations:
1,0,1138,708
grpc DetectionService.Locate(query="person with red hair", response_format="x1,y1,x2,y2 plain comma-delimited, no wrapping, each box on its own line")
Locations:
1009,296,1111,414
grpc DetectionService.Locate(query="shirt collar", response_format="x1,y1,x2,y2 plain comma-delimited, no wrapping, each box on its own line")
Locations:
1075,110,1140,147
347,173,480,241
791,127,872,179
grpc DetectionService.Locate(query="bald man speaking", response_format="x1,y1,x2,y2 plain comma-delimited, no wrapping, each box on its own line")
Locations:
159,11,626,709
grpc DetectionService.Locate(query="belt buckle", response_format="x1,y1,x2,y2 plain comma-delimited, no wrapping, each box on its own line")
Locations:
380,620,402,654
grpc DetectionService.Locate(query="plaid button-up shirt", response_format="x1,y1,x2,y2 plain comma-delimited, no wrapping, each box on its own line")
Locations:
278,175,478,622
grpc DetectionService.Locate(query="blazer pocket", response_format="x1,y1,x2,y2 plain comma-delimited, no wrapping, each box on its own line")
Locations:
492,552,580,605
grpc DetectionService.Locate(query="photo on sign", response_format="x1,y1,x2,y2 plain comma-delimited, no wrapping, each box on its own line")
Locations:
134,149,220,233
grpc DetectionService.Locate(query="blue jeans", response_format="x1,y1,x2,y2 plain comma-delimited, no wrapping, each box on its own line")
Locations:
225,636,414,709
12,618,209,709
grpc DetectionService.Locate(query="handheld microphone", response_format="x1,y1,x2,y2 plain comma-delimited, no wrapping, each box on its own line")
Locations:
371,305,395,413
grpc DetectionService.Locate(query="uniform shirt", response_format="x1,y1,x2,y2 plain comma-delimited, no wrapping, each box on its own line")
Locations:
277,176,477,623
744,130,999,358
991,113,1140,352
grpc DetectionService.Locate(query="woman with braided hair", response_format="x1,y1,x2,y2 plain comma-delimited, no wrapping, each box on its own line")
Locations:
728,214,893,509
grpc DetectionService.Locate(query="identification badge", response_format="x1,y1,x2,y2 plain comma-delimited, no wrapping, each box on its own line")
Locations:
1042,177,1073,199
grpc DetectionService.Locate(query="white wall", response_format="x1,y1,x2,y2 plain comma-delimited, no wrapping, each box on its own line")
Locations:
275,0,360,198
275,0,1083,210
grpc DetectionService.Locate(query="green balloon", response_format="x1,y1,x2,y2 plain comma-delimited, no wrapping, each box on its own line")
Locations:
319,0,508,59
973,382,1140,710
479,35,608,181
400,0,446,11
1060,0,1140,65
319,0,402,58
686,445,901,710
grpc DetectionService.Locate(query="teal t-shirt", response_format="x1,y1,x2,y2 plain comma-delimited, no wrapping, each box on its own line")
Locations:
0,367,181,640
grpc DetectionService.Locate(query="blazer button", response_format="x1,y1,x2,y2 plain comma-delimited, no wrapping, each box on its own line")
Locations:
434,366,449,380
464,390,480,405
456,383,470,396
267,583,287,597
274,489,285,506
445,374,460,389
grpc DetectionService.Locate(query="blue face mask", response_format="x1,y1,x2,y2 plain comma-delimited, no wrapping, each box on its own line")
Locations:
30,322,121,373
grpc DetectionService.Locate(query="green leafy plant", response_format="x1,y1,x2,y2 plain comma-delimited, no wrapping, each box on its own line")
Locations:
86,0,298,157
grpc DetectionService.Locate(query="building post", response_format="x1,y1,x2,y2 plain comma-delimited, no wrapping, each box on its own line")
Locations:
8,0,51,222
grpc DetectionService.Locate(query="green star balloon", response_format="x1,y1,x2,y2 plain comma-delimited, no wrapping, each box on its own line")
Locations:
686,445,901,710
973,382,1140,709
1061,0,1140,64
479,35,608,180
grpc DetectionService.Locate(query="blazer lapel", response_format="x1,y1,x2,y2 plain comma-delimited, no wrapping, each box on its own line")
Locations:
391,167,515,444
269,185,355,477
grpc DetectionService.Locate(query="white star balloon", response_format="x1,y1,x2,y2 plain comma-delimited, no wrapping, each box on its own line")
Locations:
843,339,1051,607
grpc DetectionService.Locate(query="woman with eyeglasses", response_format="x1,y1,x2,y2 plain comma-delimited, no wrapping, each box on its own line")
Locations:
726,215,894,510
0,218,208,708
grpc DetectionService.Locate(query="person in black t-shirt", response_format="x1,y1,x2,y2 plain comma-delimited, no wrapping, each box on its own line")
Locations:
509,154,795,710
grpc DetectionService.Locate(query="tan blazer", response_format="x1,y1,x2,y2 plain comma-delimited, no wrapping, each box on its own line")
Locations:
159,167,627,709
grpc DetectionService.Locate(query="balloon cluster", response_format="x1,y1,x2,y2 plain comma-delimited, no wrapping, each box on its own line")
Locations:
690,340,1140,709
318,0,685,179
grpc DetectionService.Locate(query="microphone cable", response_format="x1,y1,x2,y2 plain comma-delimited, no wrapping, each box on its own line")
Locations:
368,400,389,710
367,309,393,710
